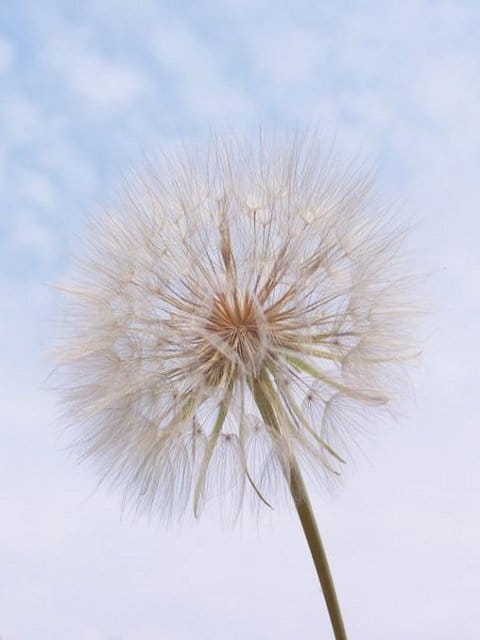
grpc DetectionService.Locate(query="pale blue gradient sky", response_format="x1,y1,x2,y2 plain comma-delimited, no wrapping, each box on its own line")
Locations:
1,2,479,639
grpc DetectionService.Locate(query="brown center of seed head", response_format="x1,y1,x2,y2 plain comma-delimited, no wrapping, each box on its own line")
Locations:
201,291,262,385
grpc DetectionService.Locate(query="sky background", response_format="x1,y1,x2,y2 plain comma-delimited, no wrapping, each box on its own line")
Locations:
1,1,479,639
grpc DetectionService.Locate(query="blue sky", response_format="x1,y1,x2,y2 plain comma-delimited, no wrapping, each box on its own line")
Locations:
1,1,479,639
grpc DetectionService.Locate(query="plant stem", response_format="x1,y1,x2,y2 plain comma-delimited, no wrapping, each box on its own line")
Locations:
288,458,348,640
252,376,348,640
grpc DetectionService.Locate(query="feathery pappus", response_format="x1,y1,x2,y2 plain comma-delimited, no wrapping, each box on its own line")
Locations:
54,132,417,521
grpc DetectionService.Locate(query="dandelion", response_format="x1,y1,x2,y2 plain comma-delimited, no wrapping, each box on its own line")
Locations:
54,131,417,639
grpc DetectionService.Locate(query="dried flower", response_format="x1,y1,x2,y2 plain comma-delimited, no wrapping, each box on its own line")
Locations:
55,132,418,639
55,133,415,521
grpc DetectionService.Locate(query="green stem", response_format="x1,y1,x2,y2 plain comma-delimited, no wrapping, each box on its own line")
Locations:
252,376,348,640
289,459,348,640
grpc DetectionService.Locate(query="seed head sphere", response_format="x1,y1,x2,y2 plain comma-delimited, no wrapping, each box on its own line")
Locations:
56,133,416,520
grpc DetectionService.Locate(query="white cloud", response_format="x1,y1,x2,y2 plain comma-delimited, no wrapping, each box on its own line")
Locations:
0,95,44,145
38,140,98,197
245,27,324,85
150,15,254,120
414,53,480,146
17,169,57,210
8,211,55,261
63,53,149,108
0,37,13,73
40,20,150,109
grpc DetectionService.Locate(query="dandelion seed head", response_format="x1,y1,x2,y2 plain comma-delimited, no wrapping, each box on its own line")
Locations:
54,131,418,520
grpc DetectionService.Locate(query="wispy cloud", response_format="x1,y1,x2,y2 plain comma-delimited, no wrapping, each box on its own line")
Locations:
39,20,151,109
149,13,254,120
0,37,13,73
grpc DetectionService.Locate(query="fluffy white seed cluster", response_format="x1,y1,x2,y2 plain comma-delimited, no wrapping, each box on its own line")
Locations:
55,133,416,520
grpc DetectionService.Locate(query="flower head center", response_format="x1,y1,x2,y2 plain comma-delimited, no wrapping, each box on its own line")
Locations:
200,291,263,384
206,291,259,349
